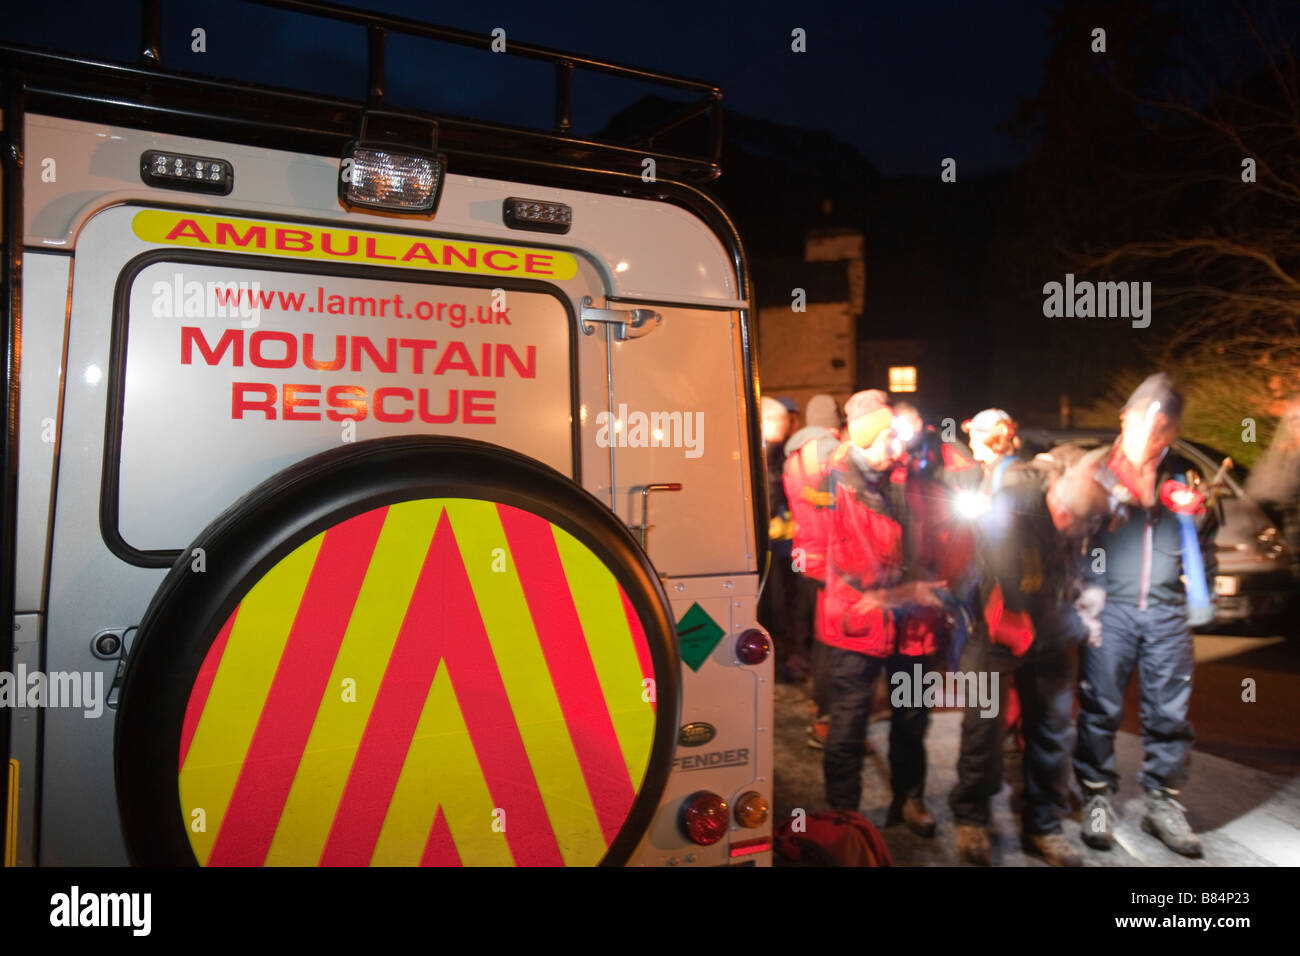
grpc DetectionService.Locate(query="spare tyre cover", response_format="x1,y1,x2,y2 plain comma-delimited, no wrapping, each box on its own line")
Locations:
115,436,679,866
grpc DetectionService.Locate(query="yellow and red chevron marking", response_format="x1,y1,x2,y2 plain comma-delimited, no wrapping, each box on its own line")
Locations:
177,499,658,866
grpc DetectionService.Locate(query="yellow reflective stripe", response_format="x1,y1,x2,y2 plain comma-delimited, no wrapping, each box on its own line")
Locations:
181,534,323,866
801,441,820,474
552,526,654,788
264,502,441,866
444,500,606,866
371,667,513,866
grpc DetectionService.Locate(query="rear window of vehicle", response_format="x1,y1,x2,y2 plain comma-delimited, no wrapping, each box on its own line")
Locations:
109,258,575,555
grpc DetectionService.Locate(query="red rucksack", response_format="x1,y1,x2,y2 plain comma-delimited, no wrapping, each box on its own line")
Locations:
775,810,894,866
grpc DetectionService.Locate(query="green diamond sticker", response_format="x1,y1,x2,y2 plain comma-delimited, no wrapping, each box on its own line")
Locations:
677,602,725,672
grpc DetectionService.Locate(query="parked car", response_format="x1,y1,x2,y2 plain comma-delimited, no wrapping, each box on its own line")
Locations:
1020,429,1294,629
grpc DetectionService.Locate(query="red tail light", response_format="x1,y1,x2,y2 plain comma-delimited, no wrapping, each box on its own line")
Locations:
735,628,771,665
680,791,728,846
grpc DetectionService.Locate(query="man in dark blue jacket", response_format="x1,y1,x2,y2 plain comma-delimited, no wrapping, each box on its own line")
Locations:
1074,374,1217,858
948,432,1107,867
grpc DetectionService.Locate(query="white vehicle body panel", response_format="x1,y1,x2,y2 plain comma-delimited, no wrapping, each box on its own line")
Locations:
16,114,769,867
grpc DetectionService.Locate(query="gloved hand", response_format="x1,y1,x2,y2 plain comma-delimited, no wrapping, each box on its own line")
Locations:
1187,603,1216,628
1074,584,1106,647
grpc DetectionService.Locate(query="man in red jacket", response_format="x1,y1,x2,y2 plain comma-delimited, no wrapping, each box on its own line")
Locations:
783,394,842,740
821,390,952,833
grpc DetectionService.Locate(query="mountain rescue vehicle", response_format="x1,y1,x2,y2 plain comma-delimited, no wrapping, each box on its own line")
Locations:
0,0,771,867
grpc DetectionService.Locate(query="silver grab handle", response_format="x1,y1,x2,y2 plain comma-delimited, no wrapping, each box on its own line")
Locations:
630,482,682,550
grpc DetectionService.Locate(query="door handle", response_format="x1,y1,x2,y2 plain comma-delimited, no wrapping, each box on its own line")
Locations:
629,482,682,550
580,296,661,340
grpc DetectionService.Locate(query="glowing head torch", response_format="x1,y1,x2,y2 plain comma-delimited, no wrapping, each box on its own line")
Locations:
956,489,991,519
892,415,915,445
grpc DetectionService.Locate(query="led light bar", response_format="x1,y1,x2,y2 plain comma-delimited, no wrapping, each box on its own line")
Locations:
503,197,572,234
340,145,444,215
140,150,233,195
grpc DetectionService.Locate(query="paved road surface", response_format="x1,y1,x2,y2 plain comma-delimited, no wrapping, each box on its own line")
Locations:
772,633,1300,866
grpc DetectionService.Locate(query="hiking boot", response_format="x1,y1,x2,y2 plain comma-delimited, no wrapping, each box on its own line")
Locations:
806,719,871,754
956,824,990,866
1022,831,1083,867
887,796,936,838
1142,789,1203,858
1080,789,1116,851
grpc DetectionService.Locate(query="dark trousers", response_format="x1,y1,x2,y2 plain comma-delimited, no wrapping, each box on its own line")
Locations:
1074,601,1195,793
949,634,1074,834
789,574,819,662
761,542,796,665
799,578,830,713
811,631,830,716
823,646,929,811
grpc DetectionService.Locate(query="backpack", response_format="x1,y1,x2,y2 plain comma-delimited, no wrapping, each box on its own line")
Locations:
775,810,894,866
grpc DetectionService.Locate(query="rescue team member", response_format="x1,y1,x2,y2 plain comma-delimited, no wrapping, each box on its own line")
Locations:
948,436,1110,867
1074,374,1216,858
778,395,802,439
820,390,949,833
957,410,1027,743
760,396,798,677
962,408,1022,488
893,401,977,684
781,394,843,745
893,401,946,475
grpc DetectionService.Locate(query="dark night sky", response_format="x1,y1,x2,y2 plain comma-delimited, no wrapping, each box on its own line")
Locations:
3,0,1065,176
7,2,1292,176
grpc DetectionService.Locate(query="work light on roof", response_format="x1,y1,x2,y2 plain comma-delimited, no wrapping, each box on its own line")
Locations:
340,114,445,216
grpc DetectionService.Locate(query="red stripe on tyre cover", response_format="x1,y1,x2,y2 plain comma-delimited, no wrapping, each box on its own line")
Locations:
420,807,462,867
319,511,454,866
438,514,564,866
179,607,238,772
321,512,564,866
498,504,635,847
621,589,657,715
209,507,387,866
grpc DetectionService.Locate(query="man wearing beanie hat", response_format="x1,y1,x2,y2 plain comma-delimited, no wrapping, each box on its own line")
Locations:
818,390,960,833
1072,373,1217,858
782,395,844,738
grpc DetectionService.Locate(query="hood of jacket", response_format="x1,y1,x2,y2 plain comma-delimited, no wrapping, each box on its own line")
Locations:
785,425,837,457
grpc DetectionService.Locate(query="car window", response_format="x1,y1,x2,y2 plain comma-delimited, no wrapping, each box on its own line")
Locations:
1182,439,1249,487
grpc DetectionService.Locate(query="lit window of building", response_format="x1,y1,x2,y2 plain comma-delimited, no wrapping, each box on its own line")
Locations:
889,366,917,393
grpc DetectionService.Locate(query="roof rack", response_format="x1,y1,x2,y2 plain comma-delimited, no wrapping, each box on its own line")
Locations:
2,0,724,183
